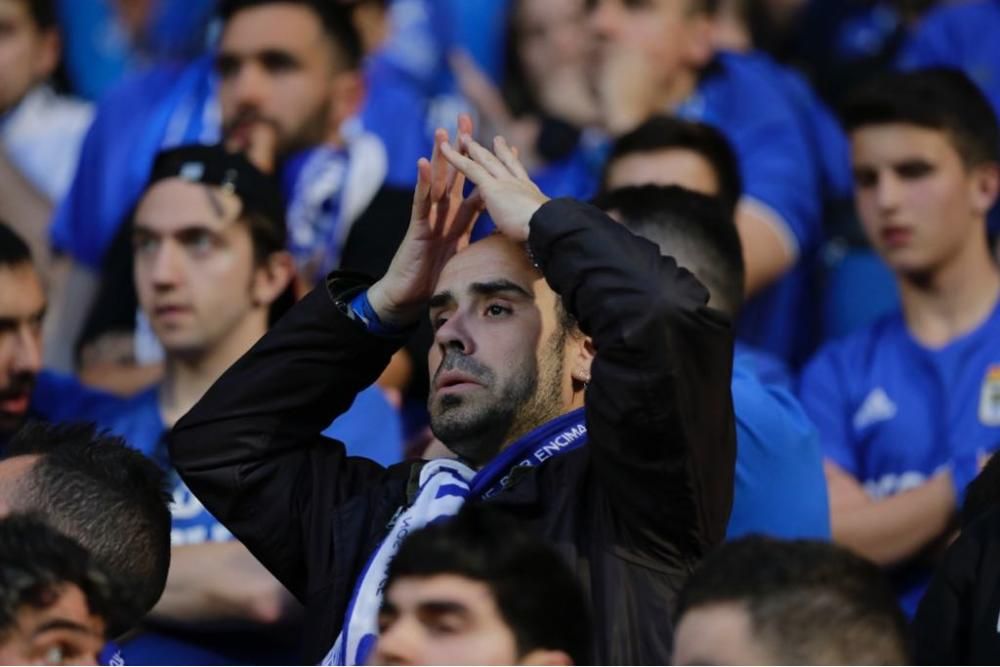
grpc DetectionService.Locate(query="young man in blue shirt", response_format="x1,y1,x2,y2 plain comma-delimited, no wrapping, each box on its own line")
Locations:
37,145,402,664
588,0,823,367
798,68,1000,615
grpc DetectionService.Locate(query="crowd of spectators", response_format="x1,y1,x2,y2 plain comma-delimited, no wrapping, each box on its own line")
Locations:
4,0,1000,664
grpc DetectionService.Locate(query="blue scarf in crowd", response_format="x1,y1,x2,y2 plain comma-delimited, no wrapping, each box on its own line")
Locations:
323,408,589,666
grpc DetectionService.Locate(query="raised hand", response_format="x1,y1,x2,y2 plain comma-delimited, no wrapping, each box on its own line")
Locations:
367,115,485,328
440,134,549,243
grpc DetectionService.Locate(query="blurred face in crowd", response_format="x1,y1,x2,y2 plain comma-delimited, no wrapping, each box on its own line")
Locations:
672,602,773,665
0,262,44,438
132,180,288,362
851,123,1000,278
0,583,106,666
217,3,360,161
427,235,591,466
373,574,542,666
588,0,714,134
513,0,596,126
0,0,59,115
604,148,721,193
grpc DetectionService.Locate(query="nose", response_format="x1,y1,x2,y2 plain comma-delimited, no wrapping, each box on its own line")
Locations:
11,324,42,376
371,622,420,666
228,61,269,112
874,172,902,214
149,241,183,291
433,311,475,357
588,0,619,38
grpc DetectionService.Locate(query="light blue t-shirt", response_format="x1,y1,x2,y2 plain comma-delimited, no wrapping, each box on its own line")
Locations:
677,51,824,367
727,352,830,541
798,298,1000,614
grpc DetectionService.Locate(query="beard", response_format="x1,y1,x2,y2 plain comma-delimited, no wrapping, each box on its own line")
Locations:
430,328,568,466
222,97,332,163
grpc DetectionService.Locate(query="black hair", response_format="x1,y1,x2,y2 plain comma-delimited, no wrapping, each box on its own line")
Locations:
0,514,113,640
22,0,57,30
842,67,1000,168
602,115,743,215
594,185,745,316
384,504,592,664
677,536,911,664
218,0,363,69
4,422,172,634
0,222,32,270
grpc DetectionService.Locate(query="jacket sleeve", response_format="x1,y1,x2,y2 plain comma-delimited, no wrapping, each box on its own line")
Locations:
168,273,411,600
529,198,736,556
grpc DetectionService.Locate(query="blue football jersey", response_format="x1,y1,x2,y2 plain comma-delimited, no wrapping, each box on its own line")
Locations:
799,300,1000,614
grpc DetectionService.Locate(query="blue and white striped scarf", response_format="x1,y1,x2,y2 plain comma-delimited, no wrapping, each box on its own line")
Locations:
323,408,589,665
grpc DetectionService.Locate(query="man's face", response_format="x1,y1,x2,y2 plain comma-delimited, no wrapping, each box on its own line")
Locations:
372,574,521,666
427,236,580,465
132,179,266,360
604,147,721,193
851,123,998,277
0,0,57,115
217,4,340,158
0,583,106,665
0,263,44,437
672,603,774,665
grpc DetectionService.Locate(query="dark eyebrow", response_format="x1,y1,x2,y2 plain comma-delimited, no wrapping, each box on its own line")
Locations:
469,280,533,300
32,618,98,638
417,600,471,617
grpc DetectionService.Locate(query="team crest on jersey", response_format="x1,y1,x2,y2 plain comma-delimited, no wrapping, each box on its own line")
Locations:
979,365,1000,426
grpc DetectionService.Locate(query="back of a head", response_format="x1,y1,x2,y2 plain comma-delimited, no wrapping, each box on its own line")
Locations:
0,513,113,639
0,223,33,271
4,422,171,632
603,115,743,214
386,504,592,665
677,536,910,664
842,67,1000,168
218,0,363,70
594,185,745,317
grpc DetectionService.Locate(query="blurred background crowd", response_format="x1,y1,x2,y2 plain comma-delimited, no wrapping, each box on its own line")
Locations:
4,0,1000,664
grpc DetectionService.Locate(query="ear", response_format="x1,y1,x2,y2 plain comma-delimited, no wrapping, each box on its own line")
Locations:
251,250,296,308
328,71,366,143
32,28,61,82
683,13,716,70
518,649,574,666
570,334,596,390
970,162,1000,217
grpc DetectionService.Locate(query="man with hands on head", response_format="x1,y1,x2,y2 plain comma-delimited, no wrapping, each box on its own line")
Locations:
170,115,736,665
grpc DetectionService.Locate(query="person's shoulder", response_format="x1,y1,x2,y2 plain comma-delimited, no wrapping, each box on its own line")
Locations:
806,310,908,371
30,370,124,423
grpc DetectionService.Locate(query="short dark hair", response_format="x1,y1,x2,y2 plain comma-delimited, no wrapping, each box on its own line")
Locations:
385,505,592,664
842,67,1000,168
22,0,57,30
677,536,910,664
603,115,743,214
0,223,32,270
4,422,172,633
0,514,113,641
594,185,745,316
218,0,363,69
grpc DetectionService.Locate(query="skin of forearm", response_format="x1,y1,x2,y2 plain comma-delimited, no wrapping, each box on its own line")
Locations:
736,201,796,296
150,541,295,626
0,146,54,277
830,471,956,566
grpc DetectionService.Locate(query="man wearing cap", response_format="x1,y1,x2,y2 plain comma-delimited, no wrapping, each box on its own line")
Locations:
32,144,402,664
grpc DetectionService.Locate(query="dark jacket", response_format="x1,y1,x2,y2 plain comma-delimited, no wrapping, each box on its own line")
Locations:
913,506,1000,664
170,198,737,664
